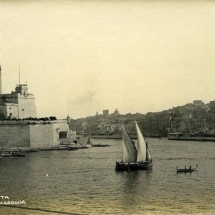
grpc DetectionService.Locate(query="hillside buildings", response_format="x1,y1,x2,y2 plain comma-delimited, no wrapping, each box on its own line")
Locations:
70,99,215,137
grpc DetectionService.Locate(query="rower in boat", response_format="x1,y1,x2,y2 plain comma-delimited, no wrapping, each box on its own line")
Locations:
176,164,198,173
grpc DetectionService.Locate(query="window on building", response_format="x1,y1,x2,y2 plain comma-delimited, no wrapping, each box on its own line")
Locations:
59,131,67,138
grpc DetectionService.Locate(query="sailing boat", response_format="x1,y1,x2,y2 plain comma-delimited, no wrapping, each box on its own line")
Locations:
115,122,152,171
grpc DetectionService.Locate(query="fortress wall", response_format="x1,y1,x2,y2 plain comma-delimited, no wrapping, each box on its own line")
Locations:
0,123,30,148
29,124,55,147
29,121,69,147
52,122,70,144
0,120,69,148
0,105,6,118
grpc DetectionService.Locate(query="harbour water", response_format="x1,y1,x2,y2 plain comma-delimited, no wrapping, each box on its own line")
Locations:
1,138,215,215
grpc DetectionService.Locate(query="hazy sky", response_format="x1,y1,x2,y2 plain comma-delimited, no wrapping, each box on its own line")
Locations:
0,1,215,119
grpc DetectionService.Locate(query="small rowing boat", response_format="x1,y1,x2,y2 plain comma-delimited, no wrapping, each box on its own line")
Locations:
177,164,198,173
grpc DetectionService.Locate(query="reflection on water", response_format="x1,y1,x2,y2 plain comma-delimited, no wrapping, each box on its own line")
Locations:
117,170,152,213
1,138,215,214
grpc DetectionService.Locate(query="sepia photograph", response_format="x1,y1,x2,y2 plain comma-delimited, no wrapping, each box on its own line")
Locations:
0,0,215,214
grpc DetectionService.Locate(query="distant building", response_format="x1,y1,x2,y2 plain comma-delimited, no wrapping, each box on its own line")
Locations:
209,100,215,109
193,100,204,107
103,109,109,116
90,123,99,134
113,108,119,115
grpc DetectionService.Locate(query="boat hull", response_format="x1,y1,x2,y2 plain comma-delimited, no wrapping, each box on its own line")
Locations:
177,168,197,173
92,144,110,147
168,133,215,141
115,161,152,171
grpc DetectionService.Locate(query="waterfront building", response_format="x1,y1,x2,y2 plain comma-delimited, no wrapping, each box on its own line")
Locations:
0,83,37,120
0,65,69,148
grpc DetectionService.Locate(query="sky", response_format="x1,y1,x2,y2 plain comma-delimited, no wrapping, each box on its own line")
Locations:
0,0,215,119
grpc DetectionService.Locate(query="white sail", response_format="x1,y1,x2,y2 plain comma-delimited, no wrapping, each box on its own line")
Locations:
146,148,152,161
145,141,152,161
122,125,137,163
135,122,147,162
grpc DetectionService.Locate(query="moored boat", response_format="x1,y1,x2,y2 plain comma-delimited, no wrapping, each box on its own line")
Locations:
67,145,88,150
176,164,198,173
11,151,25,157
115,122,152,171
168,132,215,141
67,146,79,151
0,151,25,158
92,143,110,147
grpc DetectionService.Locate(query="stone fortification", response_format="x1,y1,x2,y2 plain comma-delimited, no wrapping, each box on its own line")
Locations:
0,67,69,148
0,121,30,148
0,120,69,148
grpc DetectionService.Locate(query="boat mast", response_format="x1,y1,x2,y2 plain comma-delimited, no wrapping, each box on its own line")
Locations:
18,65,21,85
0,65,2,94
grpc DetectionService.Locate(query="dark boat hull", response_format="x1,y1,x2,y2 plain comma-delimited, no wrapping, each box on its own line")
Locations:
168,133,215,141
115,161,152,171
92,144,110,147
177,168,197,173
12,153,25,157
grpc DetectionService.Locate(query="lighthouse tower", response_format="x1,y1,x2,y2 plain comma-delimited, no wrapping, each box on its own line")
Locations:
0,66,37,120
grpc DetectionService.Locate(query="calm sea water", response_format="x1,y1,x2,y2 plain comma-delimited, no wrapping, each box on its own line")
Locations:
1,138,215,215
